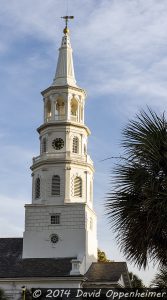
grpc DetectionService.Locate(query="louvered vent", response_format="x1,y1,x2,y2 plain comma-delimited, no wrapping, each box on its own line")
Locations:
35,178,40,199
74,177,82,197
72,136,79,153
52,175,60,196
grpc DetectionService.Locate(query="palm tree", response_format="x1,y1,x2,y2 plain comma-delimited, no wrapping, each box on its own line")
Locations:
106,108,167,268
151,266,167,288
129,272,145,288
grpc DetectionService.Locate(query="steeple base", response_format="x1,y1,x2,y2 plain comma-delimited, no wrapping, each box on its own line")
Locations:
22,203,97,274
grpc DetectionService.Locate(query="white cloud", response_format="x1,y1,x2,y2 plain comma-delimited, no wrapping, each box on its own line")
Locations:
1,0,167,108
0,194,27,237
0,142,33,200
0,144,33,170
0,219,23,237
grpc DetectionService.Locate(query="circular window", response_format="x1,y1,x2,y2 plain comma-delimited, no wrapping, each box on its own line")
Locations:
50,234,59,244
52,138,64,150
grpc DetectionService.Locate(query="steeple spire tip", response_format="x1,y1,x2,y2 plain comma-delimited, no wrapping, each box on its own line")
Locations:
52,15,76,87
61,16,74,35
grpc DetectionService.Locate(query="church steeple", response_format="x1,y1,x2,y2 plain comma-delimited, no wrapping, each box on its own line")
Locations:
52,17,77,87
23,20,97,274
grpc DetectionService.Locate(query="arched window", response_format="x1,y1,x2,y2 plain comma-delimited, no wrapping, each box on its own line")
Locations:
35,178,40,199
52,175,60,196
71,98,78,121
55,98,65,120
72,137,79,153
42,138,47,153
74,177,82,197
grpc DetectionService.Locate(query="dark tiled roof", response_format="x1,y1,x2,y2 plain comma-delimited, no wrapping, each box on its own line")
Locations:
85,262,131,287
0,239,131,287
0,238,75,278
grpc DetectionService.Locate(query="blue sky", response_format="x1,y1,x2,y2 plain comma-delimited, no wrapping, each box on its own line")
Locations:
0,0,167,285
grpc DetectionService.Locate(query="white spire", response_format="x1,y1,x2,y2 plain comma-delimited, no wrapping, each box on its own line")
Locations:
52,27,77,87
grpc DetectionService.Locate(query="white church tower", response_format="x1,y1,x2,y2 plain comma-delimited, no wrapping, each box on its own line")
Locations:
23,19,97,274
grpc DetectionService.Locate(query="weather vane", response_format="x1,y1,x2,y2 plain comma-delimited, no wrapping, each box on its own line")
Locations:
61,16,74,34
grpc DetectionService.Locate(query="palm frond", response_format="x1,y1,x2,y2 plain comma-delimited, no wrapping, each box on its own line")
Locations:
151,266,167,288
106,107,167,268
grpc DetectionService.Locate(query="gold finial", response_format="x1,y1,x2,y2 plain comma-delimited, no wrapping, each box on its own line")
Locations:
61,16,74,34
63,26,69,35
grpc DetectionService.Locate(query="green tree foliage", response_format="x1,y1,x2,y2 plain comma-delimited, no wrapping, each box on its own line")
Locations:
0,288,8,300
129,272,145,288
98,249,110,262
106,108,167,268
151,266,167,288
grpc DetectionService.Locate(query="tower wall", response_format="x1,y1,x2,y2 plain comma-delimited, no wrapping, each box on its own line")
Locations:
23,204,86,258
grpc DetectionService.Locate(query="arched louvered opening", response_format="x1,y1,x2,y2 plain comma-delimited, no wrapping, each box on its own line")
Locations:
71,98,78,122
72,136,79,153
35,178,40,199
74,177,82,197
42,138,47,153
55,98,65,120
52,175,60,196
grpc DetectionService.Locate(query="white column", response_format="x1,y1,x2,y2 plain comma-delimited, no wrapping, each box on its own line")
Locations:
85,170,88,203
50,96,55,121
81,134,83,155
67,94,71,121
43,98,46,122
83,102,85,124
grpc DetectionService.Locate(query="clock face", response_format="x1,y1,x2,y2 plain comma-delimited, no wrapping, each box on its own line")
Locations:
50,234,59,244
52,138,64,150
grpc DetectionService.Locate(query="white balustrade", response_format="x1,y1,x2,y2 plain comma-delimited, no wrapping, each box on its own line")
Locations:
33,152,93,165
